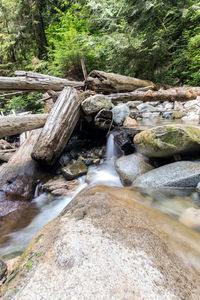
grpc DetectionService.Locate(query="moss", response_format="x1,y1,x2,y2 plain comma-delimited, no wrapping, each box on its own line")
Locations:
183,126,200,143
23,260,34,271
36,234,44,243
35,252,43,258
163,126,180,145
143,131,161,152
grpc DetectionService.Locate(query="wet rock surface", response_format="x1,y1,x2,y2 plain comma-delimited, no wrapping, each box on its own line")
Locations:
115,154,154,185
2,186,200,299
134,124,200,157
133,161,200,189
62,160,88,180
112,128,140,155
179,207,200,230
0,260,7,281
42,175,79,196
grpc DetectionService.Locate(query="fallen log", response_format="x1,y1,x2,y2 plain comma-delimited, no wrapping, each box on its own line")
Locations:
0,76,84,92
32,87,82,166
108,87,200,102
0,114,48,138
86,70,155,93
0,91,25,98
0,129,48,200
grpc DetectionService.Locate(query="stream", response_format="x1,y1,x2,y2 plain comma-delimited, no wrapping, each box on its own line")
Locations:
0,128,200,258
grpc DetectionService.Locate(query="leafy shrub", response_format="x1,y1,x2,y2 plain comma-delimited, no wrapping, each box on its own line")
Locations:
2,93,44,115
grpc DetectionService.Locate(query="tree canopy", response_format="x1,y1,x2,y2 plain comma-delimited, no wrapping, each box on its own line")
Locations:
0,0,200,86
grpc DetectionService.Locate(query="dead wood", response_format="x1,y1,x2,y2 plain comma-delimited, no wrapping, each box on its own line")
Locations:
31,87,82,166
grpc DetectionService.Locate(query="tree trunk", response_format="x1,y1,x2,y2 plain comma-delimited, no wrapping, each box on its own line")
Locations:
108,87,200,102
0,129,48,200
0,114,48,138
28,0,48,59
32,87,82,166
86,70,155,93
0,76,84,91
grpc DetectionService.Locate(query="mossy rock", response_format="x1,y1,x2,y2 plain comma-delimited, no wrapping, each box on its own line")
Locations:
134,125,200,157
62,160,88,180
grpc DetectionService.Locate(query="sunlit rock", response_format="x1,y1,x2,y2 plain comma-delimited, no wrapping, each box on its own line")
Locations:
134,124,200,157
2,186,200,299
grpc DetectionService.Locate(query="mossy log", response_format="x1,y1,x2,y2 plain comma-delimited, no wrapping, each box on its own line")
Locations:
85,70,155,93
108,87,200,102
31,87,82,166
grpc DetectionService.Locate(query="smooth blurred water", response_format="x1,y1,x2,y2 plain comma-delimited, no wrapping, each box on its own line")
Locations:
1,131,200,258
0,177,87,257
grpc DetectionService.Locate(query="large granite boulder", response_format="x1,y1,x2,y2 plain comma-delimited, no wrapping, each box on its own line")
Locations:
133,161,200,189
2,186,200,299
81,94,112,115
134,124,200,157
115,154,154,185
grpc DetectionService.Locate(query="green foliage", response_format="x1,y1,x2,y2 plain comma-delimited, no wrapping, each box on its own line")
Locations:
1,0,200,86
0,93,44,115
46,2,101,78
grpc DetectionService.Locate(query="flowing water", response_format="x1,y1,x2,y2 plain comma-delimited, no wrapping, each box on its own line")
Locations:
0,132,200,258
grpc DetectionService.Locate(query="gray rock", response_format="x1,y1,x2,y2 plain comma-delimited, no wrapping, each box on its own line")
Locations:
142,112,160,119
162,112,173,119
127,101,142,109
115,154,154,185
3,186,200,299
0,259,7,280
163,102,173,110
145,101,159,107
112,103,130,125
81,94,112,115
134,124,200,158
133,161,200,189
182,112,200,122
171,111,186,119
136,103,156,113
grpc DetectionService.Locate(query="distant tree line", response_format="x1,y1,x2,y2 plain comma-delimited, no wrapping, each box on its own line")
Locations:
0,0,199,86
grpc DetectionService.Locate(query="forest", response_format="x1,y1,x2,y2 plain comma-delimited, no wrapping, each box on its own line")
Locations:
0,0,200,113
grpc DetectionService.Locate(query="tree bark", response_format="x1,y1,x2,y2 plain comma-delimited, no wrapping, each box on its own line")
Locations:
0,114,48,138
108,87,200,102
0,129,48,200
86,70,155,93
0,76,84,91
28,0,48,59
32,87,82,166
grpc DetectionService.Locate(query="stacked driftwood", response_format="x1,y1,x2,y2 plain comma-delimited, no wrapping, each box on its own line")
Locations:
1,70,200,200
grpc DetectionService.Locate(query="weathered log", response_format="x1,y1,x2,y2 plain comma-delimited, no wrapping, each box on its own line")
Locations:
0,91,25,98
94,110,113,130
0,114,48,138
32,87,82,166
0,76,84,91
108,87,200,102
0,129,48,200
86,70,155,93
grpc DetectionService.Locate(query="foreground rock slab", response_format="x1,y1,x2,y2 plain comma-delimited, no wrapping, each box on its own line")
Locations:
2,186,200,299
133,161,200,189
134,124,200,157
